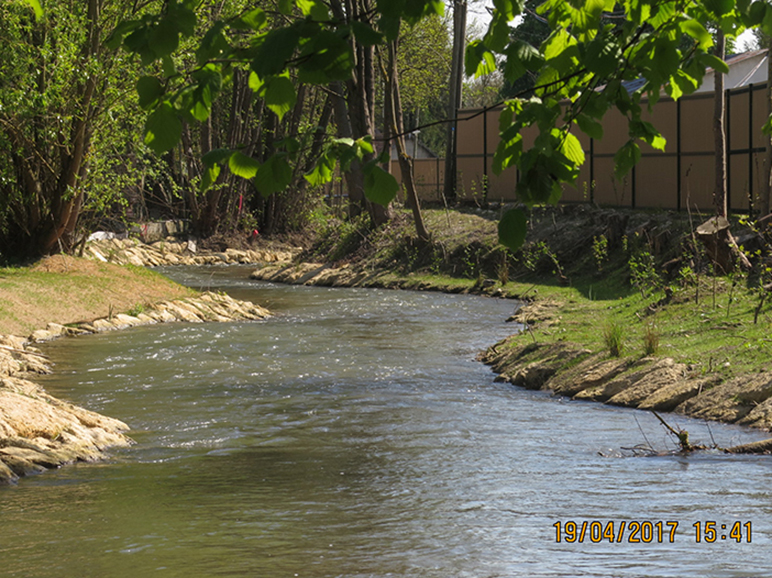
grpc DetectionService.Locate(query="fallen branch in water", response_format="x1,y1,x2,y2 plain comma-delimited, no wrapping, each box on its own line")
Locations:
651,410,707,452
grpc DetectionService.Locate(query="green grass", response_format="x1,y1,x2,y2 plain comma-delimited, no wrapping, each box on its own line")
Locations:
306,205,771,382
493,273,772,379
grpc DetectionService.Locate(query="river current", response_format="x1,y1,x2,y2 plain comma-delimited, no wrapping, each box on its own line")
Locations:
2,266,771,577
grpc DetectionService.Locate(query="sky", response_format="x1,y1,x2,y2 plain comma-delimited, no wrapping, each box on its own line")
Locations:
463,0,759,52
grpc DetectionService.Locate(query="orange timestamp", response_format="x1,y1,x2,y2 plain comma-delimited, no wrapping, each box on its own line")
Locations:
553,520,752,544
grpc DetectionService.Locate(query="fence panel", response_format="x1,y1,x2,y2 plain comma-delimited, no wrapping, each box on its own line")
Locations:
442,84,770,214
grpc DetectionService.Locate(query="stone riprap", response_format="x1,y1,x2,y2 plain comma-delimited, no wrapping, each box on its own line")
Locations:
0,292,271,484
480,332,772,434
84,237,300,268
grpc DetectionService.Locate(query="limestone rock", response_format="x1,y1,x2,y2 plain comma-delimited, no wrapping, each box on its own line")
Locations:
677,374,772,424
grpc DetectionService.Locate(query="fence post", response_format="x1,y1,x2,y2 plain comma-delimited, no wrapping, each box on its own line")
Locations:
748,83,754,214
677,98,682,211
589,137,594,204
483,107,488,204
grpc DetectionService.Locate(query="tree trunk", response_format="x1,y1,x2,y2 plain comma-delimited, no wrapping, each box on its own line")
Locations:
39,0,101,255
443,0,466,203
386,40,430,242
713,30,727,218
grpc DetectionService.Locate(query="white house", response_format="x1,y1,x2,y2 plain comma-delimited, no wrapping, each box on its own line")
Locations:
698,49,767,92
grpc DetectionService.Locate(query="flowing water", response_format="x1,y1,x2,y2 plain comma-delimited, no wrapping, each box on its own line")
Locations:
2,266,772,577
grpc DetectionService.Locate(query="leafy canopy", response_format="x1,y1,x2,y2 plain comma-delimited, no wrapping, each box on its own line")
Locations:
473,0,769,249
108,0,772,250
107,0,444,207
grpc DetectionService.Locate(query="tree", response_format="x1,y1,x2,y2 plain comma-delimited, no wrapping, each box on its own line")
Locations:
466,0,765,250
107,0,440,233
384,38,431,242
104,0,772,254
443,0,467,202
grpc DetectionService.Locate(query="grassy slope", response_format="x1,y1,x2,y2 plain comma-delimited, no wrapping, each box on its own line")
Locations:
310,205,771,381
0,255,195,336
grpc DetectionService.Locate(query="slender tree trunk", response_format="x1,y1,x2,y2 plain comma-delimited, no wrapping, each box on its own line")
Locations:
328,0,391,228
713,30,727,218
387,41,430,242
443,0,466,203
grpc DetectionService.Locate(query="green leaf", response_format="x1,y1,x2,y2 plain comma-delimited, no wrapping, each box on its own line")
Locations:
278,0,294,15
681,19,713,51
698,53,729,74
363,165,398,205
161,55,177,77
465,40,497,78
630,120,667,151
355,136,375,156
248,71,264,92
748,0,767,26
485,12,512,52
378,15,401,40
493,130,523,174
704,0,735,17
296,30,354,83
351,21,384,46
148,18,180,59
200,164,221,191
252,26,301,78
503,40,544,81
264,75,297,121
169,4,197,36
197,22,230,64
297,0,331,21
576,114,603,140
202,148,232,167
21,0,42,19
232,8,268,30
493,0,523,21
136,76,163,110
229,152,261,179
144,102,182,154
559,132,585,166
255,155,293,197
498,208,528,251
762,113,772,135
106,20,142,50
584,34,621,77
614,141,640,180
305,154,336,186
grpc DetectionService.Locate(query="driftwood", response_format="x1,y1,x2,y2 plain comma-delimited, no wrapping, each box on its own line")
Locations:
652,410,772,455
725,438,772,454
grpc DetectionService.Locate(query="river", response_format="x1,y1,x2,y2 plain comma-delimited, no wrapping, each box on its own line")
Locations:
2,266,771,577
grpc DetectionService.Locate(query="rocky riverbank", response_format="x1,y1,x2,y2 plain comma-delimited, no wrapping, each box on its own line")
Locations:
0,291,270,484
84,236,300,267
251,253,772,453
249,261,506,295
480,303,772,453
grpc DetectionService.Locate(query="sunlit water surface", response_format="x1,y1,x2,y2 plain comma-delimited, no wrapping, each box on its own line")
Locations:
2,266,771,577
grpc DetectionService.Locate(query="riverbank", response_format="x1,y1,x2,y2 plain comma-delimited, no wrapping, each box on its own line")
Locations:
250,206,772,445
0,251,281,483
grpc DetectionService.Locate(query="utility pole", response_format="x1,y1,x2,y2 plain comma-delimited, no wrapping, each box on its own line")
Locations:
443,0,466,203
